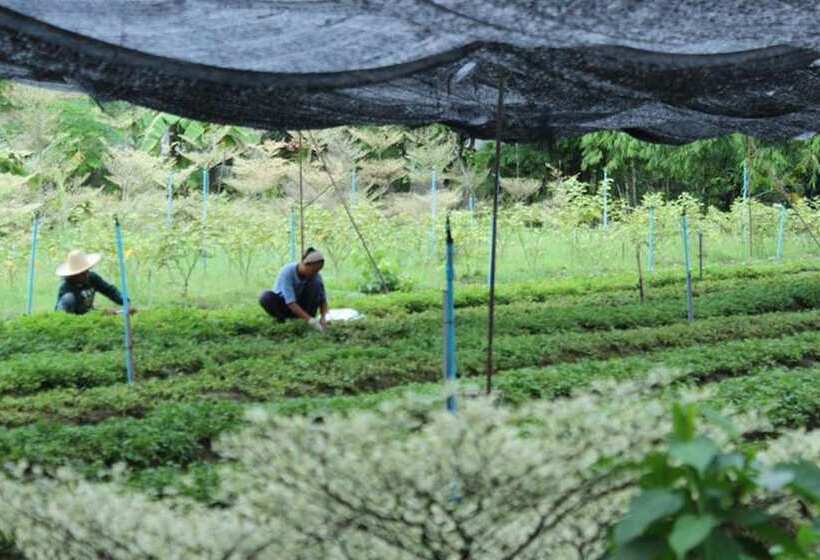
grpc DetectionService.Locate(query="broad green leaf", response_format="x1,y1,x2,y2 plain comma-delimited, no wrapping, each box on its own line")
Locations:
611,536,667,560
702,531,747,560
669,514,717,559
700,406,739,439
669,436,719,475
783,460,820,502
757,467,795,491
672,402,697,442
614,489,685,545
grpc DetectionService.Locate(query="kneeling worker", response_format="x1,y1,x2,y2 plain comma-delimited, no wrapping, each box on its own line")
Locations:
259,248,328,331
55,249,133,315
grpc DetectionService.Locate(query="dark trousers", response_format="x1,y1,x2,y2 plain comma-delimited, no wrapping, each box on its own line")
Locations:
259,285,322,322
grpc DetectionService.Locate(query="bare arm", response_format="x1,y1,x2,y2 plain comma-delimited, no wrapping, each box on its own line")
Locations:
287,302,313,322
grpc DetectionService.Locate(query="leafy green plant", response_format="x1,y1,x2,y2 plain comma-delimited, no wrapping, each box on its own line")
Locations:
611,402,819,559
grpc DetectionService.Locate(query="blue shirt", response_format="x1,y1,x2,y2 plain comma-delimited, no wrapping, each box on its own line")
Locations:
273,262,325,305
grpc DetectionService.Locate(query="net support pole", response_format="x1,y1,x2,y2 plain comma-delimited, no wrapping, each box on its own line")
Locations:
351,168,357,204
486,76,505,395
25,214,39,315
289,207,297,262
776,204,787,260
298,131,305,257
698,231,704,280
647,206,655,273
602,169,609,229
680,214,694,322
443,215,457,414
114,217,135,385
202,167,209,272
468,193,475,214
165,172,174,227
430,169,438,257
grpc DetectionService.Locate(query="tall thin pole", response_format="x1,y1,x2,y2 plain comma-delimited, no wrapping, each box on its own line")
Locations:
602,169,609,229
202,167,209,272
289,207,297,262
697,231,704,281
681,214,694,322
25,214,39,315
351,168,357,204
486,76,505,395
647,206,655,273
165,172,174,227
444,215,457,413
298,131,305,257
776,204,787,260
430,169,438,257
114,217,135,385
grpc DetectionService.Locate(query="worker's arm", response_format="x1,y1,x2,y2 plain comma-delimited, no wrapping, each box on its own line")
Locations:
287,302,313,322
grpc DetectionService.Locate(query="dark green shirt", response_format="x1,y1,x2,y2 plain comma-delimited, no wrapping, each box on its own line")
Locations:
55,271,123,314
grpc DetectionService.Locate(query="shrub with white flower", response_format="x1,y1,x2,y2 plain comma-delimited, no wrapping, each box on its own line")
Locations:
0,377,816,559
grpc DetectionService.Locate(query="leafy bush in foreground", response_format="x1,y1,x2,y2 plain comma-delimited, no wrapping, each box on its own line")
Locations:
0,378,817,560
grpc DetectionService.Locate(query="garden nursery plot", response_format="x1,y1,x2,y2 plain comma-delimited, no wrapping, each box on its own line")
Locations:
0,263,818,488
0,263,819,558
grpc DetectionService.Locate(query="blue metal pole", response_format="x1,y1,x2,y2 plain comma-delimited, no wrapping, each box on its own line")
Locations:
681,214,694,322
468,193,475,213
444,215,457,413
114,217,135,385
289,207,297,262
647,206,655,273
776,204,787,260
165,172,174,227
25,214,39,315
742,159,749,201
602,169,609,229
351,168,357,204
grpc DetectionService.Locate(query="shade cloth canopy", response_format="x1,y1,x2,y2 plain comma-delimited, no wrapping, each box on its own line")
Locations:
0,1,818,144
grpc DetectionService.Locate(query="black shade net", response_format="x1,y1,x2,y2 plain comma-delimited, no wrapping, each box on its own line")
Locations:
0,1,819,144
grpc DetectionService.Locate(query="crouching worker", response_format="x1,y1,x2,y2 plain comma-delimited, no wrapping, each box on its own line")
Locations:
259,248,328,331
55,250,134,316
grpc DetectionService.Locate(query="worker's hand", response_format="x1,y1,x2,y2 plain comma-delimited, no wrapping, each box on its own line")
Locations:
308,317,325,332
102,308,118,316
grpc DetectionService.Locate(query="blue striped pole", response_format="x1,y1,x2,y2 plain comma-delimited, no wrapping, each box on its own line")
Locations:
114,217,135,384
776,204,787,260
25,214,39,314
165,172,174,227
681,213,694,322
351,168,357,204
444,215,457,413
647,206,655,272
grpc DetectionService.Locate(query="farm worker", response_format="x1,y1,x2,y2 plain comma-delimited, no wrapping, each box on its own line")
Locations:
55,250,133,315
259,247,328,331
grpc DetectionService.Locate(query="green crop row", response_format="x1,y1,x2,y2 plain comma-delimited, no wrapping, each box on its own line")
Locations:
2,267,819,362
0,401,242,471
3,308,820,428
1,332,819,480
2,272,819,390
347,261,820,316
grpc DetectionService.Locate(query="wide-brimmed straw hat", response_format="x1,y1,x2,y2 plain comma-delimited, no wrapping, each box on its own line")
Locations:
56,250,102,277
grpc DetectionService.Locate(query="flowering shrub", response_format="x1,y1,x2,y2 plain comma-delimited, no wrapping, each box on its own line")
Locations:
0,377,816,559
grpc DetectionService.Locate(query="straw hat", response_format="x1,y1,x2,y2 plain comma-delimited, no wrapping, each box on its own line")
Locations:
56,250,101,277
